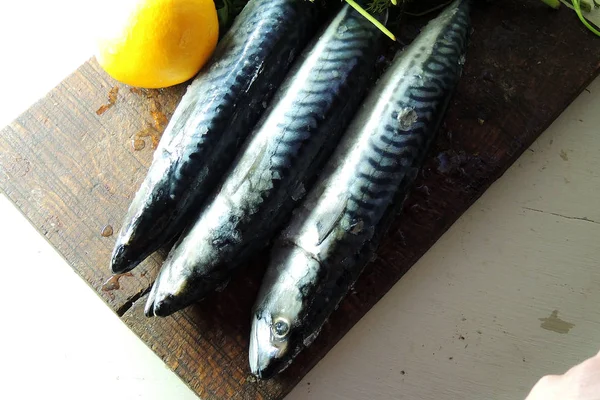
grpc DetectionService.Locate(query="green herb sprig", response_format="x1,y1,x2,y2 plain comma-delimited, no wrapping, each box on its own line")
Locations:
570,0,600,36
215,0,599,43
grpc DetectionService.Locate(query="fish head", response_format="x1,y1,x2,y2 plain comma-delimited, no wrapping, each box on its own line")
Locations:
249,311,295,379
147,242,228,317
249,244,323,379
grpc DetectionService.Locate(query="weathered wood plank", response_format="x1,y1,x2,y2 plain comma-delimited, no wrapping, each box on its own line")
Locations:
0,61,186,311
1,1,599,399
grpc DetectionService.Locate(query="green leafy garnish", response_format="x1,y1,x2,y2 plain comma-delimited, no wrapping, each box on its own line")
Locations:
346,0,398,41
572,0,600,36
558,0,600,37
215,0,249,33
541,0,561,7
366,0,396,13
213,0,599,44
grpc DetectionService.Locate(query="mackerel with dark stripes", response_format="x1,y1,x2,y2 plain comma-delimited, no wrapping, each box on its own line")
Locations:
145,4,388,316
249,0,471,379
110,0,323,274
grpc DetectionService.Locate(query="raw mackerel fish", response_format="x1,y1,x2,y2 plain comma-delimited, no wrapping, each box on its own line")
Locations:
249,0,472,379
110,0,323,274
145,3,388,317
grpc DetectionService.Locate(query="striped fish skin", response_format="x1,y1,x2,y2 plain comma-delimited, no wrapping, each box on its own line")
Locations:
145,4,388,317
249,0,471,379
110,0,323,274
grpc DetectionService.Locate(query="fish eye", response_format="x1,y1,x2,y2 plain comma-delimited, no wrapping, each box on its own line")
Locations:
271,317,290,339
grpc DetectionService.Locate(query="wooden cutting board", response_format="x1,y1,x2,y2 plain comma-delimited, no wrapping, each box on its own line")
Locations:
1,2,599,399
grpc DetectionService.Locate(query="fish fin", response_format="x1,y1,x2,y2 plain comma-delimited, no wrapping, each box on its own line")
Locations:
315,193,348,246
229,137,269,197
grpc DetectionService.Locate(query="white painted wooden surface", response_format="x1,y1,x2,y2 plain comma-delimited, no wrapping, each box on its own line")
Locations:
1,1,600,399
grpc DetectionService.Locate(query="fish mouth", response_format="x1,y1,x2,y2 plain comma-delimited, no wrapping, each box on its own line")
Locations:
143,297,156,317
251,358,281,380
145,271,220,317
147,287,188,317
152,294,179,317
110,242,141,274
249,314,290,379
143,262,188,317
143,281,159,317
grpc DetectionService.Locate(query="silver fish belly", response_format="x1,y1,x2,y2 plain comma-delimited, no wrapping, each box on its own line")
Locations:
110,0,323,274
145,4,388,317
249,0,471,379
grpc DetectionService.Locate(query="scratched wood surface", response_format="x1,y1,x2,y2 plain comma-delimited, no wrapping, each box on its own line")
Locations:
1,1,599,399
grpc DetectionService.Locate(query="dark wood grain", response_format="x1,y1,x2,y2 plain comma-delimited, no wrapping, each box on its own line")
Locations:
1,2,599,399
